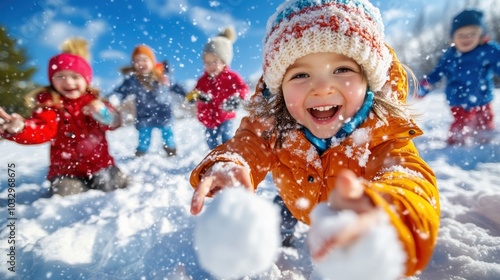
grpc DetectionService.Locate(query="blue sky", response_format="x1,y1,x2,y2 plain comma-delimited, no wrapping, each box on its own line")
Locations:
1,0,469,94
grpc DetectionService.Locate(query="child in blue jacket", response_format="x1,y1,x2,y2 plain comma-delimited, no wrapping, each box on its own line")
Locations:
419,9,500,145
112,45,177,157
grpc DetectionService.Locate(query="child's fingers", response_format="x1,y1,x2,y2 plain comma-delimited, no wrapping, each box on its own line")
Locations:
190,176,215,215
231,165,254,192
312,209,380,261
0,107,12,122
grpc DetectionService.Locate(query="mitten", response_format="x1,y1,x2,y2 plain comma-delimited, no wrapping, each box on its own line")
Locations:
417,79,431,98
83,100,120,127
222,95,241,111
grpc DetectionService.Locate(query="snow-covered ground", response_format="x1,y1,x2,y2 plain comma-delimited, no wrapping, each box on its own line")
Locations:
1,90,500,280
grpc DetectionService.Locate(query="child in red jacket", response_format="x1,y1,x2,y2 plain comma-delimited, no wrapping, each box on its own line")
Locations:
187,27,249,150
0,38,129,196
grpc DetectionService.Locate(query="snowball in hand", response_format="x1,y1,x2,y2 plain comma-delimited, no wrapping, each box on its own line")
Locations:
308,203,406,280
194,187,281,279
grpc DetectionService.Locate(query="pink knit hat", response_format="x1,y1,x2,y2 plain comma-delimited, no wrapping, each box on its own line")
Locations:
48,53,92,85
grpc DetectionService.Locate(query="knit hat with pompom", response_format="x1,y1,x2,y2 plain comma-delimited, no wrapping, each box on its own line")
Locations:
48,37,92,85
203,26,237,65
262,0,392,94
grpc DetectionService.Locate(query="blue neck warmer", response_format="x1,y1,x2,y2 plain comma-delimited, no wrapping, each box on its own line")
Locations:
303,90,374,154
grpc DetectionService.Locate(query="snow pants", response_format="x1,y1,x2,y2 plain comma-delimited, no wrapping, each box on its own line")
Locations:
448,104,494,144
50,165,129,196
205,120,234,150
137,125,177,153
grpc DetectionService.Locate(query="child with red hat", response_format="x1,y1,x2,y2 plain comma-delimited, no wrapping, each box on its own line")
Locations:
419,8,500,145
0,38,129,196
112,44,178,157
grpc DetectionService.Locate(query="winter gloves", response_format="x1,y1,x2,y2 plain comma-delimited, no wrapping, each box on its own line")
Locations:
82,100,121,128
222,95,241,111
186,90,241,112
186,89,213,103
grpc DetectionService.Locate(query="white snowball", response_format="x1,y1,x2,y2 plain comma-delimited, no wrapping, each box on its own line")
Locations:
194,187,281,279
308,203,406,280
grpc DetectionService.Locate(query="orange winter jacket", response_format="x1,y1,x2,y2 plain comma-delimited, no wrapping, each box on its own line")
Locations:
190,48,440,276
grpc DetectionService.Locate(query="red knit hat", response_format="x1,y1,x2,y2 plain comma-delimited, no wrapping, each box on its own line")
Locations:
48,53,93,85
132,45,156,63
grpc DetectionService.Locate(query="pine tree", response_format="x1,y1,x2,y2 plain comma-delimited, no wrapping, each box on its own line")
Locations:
0,26,37,117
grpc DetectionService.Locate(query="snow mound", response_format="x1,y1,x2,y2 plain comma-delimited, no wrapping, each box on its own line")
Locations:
308,204,406,280
194,187,281,279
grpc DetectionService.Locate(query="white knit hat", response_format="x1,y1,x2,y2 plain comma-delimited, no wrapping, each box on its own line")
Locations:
263,0,392,94
203,27,237,65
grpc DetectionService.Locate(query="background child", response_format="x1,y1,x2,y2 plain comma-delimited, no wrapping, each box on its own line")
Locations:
112,44,177,157
189,0,440,278
186,27,249,150
0,38,128,196
419,8,500,145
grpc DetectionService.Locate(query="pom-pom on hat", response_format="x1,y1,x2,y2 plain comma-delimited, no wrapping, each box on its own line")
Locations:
262,0,392,94
203,26,237,65
132,44,157,63
450,9,485,37
48,38,92,85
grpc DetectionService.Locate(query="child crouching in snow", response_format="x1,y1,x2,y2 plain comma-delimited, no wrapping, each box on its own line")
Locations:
0,38,129,196
189,0,440,278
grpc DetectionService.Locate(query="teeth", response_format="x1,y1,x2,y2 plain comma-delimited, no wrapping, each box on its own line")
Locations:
312,106,336,111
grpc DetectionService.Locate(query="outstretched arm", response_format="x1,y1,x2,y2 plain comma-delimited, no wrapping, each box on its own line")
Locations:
190,162,253,215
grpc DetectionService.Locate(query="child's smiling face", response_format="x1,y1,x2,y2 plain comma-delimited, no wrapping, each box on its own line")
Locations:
203,53,226,77
453,25,483,53
51,70,87,99
133,54,154,75
282,52,368,139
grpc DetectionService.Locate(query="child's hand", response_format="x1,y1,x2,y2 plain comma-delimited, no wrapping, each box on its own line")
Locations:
82,100,105,116
82,100,120,127
310,169,378,261
222,95,241,111
416,79,431,98
190,162,253,215
0,107,25,134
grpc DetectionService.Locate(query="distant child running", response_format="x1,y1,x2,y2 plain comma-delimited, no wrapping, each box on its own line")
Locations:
0,38,129,196
186,27,249,150
189,0,440,278
419,8,500,145
112,44,177,157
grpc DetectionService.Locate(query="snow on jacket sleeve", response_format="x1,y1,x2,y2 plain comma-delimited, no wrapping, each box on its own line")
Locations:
361,125,440,277
4,106,58,144
190,114,275,188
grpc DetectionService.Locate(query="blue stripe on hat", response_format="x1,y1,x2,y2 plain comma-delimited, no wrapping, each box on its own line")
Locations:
271,0,381,34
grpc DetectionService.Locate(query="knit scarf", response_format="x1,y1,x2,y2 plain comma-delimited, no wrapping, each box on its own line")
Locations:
303,90,374,155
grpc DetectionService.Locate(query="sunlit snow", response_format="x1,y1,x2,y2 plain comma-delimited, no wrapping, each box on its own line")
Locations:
1,91,500,279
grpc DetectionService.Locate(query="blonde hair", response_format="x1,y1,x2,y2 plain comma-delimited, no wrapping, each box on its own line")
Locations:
25,86,101,110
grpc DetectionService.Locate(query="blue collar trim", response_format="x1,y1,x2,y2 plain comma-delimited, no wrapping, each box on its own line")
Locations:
335,90,374,139
303,90,374,154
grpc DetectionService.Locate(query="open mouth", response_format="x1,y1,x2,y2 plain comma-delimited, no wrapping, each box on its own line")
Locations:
308,105,340,121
